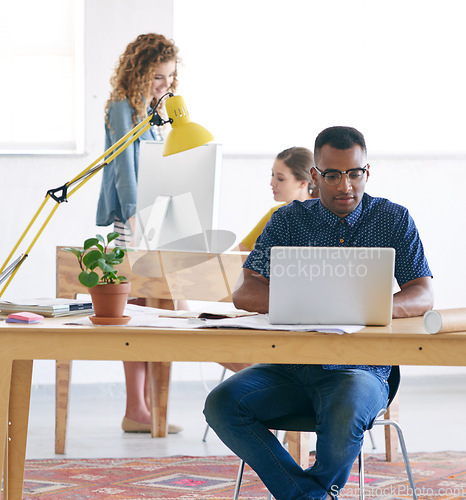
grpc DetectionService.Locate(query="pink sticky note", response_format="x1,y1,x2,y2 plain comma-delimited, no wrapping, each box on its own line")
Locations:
6,312,44,323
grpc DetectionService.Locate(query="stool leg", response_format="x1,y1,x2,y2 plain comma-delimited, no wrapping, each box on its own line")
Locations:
384,397,399,461
287,431,310,468
358,448,365,500
55,360,71,454
233,459,245,500
367,429,376,450
375,420,418,500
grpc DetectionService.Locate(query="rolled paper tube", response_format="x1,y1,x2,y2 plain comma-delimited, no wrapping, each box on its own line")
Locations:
423,307,466,334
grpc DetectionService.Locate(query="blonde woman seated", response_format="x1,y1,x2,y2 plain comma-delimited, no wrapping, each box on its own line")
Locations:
238,146,318,252
222,147,318,373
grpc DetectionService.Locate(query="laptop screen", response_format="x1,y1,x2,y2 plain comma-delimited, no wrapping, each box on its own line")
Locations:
269,246,395,326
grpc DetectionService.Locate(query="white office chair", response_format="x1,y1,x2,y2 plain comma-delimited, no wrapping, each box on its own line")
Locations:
233,366,418,500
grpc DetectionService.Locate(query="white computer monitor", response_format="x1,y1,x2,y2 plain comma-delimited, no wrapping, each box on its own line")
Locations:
134,141,234,252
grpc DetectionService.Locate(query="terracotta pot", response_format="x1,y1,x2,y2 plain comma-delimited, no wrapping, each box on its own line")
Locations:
89,282,131,318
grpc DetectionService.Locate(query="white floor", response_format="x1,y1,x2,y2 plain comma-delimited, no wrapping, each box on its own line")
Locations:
25,371,466,460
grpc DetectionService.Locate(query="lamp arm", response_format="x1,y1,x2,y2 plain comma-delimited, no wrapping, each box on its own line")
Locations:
0,111,155,298
47,161,107,203
44,95,173,204
149,92,174,126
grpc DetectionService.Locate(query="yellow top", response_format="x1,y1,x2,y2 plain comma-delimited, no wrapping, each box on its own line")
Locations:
241,204,285,250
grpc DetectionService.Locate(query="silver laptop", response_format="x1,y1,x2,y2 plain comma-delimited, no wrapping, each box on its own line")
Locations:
269,246,395,325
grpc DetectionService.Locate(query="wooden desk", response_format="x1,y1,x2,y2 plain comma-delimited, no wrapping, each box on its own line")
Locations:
1,316,465,499
55,247,248,451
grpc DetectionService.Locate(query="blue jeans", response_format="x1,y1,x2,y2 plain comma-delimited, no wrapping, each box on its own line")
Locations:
204,364,389,500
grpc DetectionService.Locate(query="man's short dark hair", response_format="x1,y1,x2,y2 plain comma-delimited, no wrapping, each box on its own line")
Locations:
314,126,367,164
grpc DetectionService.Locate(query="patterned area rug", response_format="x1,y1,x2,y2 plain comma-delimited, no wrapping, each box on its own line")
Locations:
17,452,466,499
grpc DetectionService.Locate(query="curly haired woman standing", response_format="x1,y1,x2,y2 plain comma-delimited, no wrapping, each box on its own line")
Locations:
96,33,181,434
97,33,179,244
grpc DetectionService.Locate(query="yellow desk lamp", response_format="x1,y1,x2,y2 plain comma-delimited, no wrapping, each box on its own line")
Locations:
0,93,213,297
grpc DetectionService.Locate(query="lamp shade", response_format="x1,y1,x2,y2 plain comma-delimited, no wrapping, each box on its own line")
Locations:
163,95,214,156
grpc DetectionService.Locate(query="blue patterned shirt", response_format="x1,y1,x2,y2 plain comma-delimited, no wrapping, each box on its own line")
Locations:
244,193,432,380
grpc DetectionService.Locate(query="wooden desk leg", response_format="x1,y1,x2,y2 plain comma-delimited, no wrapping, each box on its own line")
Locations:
5,360,33,500
287,431,310,468
4,440,8,498
384,395,399,462
55,360,71,454
146,298,174,438
148,362,171,437
1,359,13,496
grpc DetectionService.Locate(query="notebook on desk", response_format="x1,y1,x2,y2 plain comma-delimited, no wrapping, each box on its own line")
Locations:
268,246,395,326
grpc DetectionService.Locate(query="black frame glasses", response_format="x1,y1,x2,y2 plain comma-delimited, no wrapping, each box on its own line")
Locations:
313,165,368,185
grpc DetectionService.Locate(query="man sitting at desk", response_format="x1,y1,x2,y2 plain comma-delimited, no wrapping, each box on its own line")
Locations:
204,126,434,500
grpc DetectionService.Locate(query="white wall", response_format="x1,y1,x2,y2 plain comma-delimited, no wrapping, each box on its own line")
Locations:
2,1,466,385
173,0,466,157
0,0,174,301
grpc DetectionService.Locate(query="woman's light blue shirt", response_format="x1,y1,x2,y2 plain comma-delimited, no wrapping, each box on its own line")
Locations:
96,99,161,226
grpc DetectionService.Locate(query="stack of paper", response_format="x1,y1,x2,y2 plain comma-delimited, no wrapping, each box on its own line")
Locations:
0,298,93,317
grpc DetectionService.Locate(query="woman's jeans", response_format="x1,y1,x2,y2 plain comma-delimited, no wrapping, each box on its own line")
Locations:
204,364,389,500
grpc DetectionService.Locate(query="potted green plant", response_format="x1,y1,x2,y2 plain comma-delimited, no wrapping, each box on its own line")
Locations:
62,232,132,325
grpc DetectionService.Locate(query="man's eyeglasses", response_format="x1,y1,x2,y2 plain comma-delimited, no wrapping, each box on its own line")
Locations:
313,165,368,186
